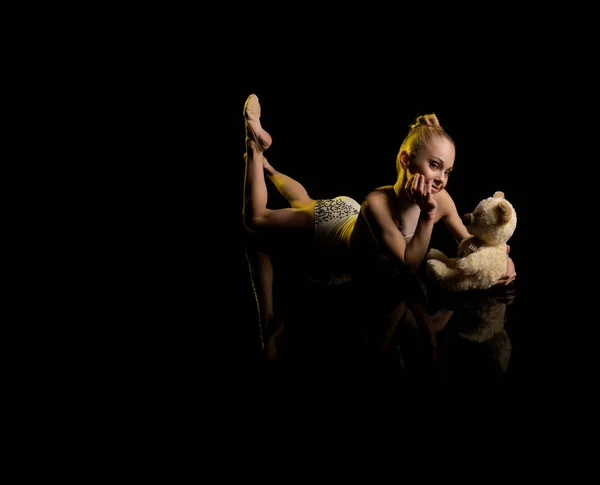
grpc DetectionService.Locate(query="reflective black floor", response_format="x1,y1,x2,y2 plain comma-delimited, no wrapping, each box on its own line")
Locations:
239,241,534,396
265,279,515,380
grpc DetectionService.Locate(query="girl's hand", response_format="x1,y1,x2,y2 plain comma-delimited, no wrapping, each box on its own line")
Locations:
494,256,516,286
408,173,437,213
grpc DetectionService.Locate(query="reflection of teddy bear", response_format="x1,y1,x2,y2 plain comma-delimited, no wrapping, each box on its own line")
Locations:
426,191,517,291
457,297,508,342
455,295,513,374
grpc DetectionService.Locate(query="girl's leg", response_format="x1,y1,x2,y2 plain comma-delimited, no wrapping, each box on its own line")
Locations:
245,94,311,207
263,157,312,209
242,95,315,231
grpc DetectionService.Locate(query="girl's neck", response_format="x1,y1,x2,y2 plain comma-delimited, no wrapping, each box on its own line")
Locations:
393,180,413,204
393,180,403,198
391,181,418,218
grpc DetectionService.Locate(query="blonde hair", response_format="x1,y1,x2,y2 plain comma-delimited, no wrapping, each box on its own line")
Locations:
395,113,455,191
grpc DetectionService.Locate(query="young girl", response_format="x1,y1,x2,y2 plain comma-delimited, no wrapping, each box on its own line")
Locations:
242,94,516,352
242,93,515,283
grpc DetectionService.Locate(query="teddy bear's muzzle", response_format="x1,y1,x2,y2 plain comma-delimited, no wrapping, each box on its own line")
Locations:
462,213,473,225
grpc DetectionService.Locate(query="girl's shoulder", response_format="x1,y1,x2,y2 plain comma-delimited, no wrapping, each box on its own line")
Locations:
366,185,395,201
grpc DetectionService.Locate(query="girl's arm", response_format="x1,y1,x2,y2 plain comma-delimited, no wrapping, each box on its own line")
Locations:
437,190,470,245
366,191,436,274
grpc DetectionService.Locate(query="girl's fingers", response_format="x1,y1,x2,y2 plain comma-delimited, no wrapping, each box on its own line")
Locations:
411,174,420,197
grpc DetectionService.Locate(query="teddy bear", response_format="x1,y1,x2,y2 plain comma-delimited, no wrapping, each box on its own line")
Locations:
425,191,517,291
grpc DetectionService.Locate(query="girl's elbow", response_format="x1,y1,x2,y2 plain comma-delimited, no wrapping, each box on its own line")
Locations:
403,256,421,274
407,263,421,275
399,252,420,274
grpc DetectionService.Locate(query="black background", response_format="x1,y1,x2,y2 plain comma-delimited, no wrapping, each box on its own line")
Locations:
109,26,570,405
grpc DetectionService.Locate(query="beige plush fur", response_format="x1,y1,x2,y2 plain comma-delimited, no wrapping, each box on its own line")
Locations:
426,191,517,291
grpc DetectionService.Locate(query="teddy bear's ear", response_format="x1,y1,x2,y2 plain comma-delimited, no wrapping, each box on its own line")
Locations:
493,191,505,198
497,200,513,223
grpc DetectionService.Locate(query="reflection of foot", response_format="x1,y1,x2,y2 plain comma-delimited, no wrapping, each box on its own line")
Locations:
264,318,284,361
243,94,272,150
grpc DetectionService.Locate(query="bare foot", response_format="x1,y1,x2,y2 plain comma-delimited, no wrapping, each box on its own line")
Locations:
262,157,276,176
243,94,272,150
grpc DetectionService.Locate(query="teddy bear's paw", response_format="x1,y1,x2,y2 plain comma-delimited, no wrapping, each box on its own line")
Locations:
426,259,445,278
427,248,446,261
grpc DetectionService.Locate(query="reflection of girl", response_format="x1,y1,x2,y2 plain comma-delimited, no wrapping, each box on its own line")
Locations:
371,286,516,381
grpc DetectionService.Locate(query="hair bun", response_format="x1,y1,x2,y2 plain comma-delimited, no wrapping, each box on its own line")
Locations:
410,113,440,130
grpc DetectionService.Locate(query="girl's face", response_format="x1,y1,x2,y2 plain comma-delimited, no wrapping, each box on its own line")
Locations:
404,137,455,195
